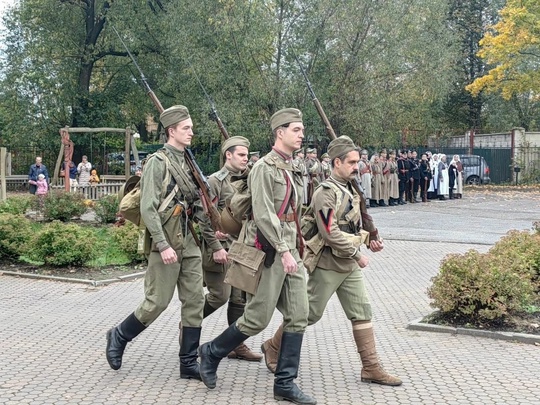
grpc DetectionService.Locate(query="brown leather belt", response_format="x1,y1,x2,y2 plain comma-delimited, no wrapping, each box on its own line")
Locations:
279,213,296,222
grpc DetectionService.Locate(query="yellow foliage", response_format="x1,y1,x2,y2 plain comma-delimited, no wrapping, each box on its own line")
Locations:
467,0,540,99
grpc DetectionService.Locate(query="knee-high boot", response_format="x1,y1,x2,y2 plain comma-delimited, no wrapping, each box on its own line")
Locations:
179,326,202,380
273,332,317,404
261,323,284,373
199,323,249,389
179,298,217,347
352,320,402,386
226,302,262,361
106,313,146,370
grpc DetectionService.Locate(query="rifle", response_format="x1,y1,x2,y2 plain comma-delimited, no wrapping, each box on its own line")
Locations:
112,26,222,234
293,50,381,243
188,62,229,140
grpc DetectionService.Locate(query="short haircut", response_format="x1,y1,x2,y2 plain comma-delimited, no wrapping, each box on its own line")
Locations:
272,123,290,138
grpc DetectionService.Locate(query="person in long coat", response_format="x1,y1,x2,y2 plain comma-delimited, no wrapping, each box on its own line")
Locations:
370,154,384,207
387,150,399,206
437,154,449,200
448,155,464,199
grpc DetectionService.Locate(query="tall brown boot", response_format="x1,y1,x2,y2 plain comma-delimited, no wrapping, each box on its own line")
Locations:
261,324,283,373
352,320,402,386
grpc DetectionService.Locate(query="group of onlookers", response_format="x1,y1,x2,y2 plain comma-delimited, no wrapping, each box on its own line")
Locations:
293,148,464,207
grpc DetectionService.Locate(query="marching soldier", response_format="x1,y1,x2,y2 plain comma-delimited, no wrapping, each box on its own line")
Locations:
305,148,322,202
199,136,262,361
106,106,205,380
293,149,309,205
261,136,402,387
248,151,260,168
320,152,331,180
198,108,316,405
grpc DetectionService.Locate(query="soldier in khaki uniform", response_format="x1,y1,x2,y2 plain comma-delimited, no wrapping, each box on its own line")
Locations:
293,149,309,205
199,108,316,405
199,136,262,361
305,147,321,204
261,136,402,387
320,152,331,180
106,106,205,380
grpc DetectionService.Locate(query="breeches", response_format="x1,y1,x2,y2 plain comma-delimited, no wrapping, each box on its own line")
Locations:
307,266,372,325
135,232,204,327
236,249,309,336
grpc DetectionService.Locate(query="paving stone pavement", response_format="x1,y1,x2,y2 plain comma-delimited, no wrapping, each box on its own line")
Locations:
1,192,539,405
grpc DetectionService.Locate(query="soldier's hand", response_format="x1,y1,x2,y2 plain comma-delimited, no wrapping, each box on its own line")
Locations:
160,247,178,265
213,248,228,264
369,239,384,252
215,231,229,240
281,251,298,274
357,255,369,268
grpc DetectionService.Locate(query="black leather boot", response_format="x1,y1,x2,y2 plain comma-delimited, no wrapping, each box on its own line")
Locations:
274,332,317,404
203,298,218,319
378,199,387,207
106,313,146,370
226,302,262,361
199,323,249,389
180,326,202,380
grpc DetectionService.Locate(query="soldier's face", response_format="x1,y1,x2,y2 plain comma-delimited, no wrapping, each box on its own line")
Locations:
168,118,194,149
228,146,249,171
280,122,304,153
335,151,360,180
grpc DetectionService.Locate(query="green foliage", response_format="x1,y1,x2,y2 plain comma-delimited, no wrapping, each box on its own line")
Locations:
109,222,145,263
0,214,33,259
0,194,35,215
428,231,540,322
94,194,119,224
42,191,88,221
27,221,100,266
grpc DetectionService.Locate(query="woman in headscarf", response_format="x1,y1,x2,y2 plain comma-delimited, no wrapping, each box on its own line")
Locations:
428,154,439,199
437,154,449,200
448,154,464,199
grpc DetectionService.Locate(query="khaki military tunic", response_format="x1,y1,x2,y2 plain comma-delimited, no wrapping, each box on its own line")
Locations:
306,175,373,325
358,159,372,199
235,149,309,336
200,165,244,308
370,162,383,201
387,160,399,199
134,144,204,328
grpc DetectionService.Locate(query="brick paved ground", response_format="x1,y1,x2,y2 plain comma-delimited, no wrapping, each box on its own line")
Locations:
1,192,539,404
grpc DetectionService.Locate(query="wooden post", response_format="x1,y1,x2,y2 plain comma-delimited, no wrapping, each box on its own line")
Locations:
0,147,7,201
6,152,12,176
125,128,131,180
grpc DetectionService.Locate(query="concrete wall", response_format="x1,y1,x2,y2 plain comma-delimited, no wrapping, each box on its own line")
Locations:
429,128,540,149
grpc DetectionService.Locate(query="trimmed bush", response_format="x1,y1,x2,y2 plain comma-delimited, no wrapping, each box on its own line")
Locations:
94,194,119,224
28,221,100,266
428,231,540,322
0,195,34,215
0,213,33,259
109,222,145,262
42,191,87,221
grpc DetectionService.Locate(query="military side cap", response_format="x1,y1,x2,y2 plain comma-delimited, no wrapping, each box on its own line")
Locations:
328,136,357,160
306,147,317,154
321,153,329,159
249,151,260,157
360,149,369,155
270,108,303,130
160,105,190,128
221,136,250,156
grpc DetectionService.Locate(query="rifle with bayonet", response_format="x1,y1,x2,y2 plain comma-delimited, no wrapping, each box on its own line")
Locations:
112,26,222,235
188,62,229,140
293,50,381,242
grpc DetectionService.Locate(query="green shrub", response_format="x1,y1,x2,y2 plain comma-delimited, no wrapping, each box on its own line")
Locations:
28,221,100,266
428,232,540,322
94,194,119,224
0,195,34,215
0,214,33,259
42,191,87,221
109,222,145,262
